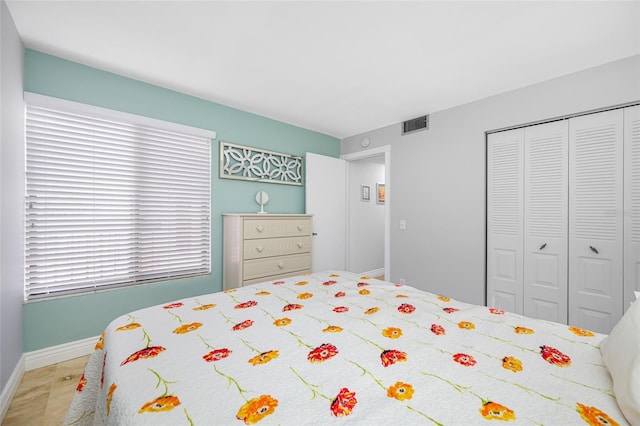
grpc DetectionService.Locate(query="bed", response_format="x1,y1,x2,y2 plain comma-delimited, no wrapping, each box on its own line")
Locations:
64,271,638,425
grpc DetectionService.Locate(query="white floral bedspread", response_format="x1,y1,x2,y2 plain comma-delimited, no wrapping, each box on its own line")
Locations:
64,271,628,425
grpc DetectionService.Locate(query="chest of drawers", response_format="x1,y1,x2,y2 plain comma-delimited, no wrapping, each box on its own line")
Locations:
222,214,313,290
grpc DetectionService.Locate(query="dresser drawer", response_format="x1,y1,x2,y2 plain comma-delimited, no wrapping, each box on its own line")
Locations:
243,253,311,281
243,218,311,239
244,236,311,260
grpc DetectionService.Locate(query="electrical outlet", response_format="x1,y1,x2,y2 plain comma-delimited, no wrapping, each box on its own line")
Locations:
400,220,406,230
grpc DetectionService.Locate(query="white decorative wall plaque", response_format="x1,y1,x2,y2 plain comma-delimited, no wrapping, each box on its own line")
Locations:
219,142,303,186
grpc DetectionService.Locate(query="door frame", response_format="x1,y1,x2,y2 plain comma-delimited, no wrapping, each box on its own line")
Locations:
342,145,391,280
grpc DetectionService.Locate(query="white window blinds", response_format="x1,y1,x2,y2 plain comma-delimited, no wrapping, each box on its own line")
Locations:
25,96,212,300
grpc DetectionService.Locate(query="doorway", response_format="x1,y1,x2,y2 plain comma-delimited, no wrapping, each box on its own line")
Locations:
342,146,391,280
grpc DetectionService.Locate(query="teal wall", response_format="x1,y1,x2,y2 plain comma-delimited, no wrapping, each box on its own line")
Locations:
22,49,340,351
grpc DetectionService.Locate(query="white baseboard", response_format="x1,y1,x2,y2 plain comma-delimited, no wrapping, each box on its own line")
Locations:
24,335,99,371
0,354,25,423
360,268,385,279
0,336,98,422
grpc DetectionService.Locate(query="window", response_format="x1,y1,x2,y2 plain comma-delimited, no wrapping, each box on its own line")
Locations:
24,94,214,300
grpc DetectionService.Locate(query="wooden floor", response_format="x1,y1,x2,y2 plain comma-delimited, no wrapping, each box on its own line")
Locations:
2,355,89,426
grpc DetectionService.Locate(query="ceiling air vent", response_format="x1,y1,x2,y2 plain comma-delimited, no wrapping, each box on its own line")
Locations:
402,115,429,135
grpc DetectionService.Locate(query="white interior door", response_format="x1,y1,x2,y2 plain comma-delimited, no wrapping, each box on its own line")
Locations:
624,105,640,310
487,129,524,314
569,109,624,334
305,152,346,272
523,120,568,323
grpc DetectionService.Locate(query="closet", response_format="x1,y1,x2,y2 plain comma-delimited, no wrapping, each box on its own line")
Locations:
487,105,640,334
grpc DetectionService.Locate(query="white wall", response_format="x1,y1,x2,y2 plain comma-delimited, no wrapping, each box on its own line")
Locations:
348,157,384,274
341,55,640,306
0,0,24,399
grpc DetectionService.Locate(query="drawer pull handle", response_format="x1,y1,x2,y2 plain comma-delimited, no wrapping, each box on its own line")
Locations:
590,245,599,255
277,262,285,269
256,225,264,233
539,243,547,250
297,225,303,231
297,243,303,248
256,246,263,253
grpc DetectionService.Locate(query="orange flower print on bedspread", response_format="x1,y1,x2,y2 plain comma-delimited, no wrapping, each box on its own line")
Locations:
95,332,105,350
297,292,313,299
138,369,181,414
382,327,403,339
273,317,291,327
540,345,571,367
569,326,595,337
203,348,232,362
458,321,475,330
139,395,181,413
502,356,523,373
173,322,203,334
576,402,619,426
106,383,116,415
387,382,414,401
479,401,516,421
514,326,534,334
116,323,141,331
380,349,407,367
323,325,343,333
308,343,339,363
365,307,379,315
121,346,166,366
193,303,216,311
248,350,279,366
236,395,279,424
330,388,357,417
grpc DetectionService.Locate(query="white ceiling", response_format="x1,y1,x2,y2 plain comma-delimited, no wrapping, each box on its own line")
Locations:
6,1,640,139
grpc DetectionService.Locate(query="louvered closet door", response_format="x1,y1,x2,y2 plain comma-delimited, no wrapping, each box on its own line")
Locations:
487,129,524,314
523,121,568,323
624,105,640,310
569,109,624,334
